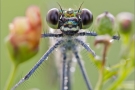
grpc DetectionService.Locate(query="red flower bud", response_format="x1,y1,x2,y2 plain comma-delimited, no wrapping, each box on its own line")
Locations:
5,6,42,65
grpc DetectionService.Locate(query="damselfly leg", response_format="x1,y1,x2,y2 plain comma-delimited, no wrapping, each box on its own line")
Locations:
11,40,64,90
72,46,92,90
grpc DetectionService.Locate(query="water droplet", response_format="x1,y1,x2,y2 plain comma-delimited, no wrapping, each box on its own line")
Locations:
64,86,68,90
110,39,114,42
95,56,101,60
55,49,58,51
65,79,68,83
65,77,68,80
70,67,75,72
73,59,77,62
46,57,48,60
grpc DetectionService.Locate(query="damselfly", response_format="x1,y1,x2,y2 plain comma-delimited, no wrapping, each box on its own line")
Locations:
11,3,119,90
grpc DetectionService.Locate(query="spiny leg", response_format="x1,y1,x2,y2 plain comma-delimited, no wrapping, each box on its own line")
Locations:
72,47,93,90
12,40,64,90
41,33,63,38
77,32,97,37
77,32,120,40
74,38,96,57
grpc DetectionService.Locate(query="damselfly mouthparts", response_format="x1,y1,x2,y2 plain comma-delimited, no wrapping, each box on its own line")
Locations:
11,4,119,90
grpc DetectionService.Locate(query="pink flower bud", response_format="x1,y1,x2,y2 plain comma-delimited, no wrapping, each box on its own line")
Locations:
116,12,134,34
26,6,41,27
5,6,42,65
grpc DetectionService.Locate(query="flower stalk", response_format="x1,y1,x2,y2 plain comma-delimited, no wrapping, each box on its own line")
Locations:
4,65,18,90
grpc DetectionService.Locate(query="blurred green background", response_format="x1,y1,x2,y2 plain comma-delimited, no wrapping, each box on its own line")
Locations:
1,0,134,90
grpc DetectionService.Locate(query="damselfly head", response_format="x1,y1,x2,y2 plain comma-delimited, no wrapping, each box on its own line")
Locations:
46,7,93,35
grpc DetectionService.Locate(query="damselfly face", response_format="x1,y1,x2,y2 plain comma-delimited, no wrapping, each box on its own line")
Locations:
46,8,93,35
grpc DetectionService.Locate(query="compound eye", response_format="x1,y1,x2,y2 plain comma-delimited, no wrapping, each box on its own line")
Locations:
46,8,59,29
80,8,93,29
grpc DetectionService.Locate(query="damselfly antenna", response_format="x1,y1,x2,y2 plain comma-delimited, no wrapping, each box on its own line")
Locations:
57,2,63,14
78,1,84,13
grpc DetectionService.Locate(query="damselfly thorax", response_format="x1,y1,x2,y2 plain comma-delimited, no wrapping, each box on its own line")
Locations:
49,28,86,80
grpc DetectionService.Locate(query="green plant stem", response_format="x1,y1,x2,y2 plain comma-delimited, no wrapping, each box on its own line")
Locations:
107,66,134,90
95,67,104,90
4,64,18,90
95,43,109,90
